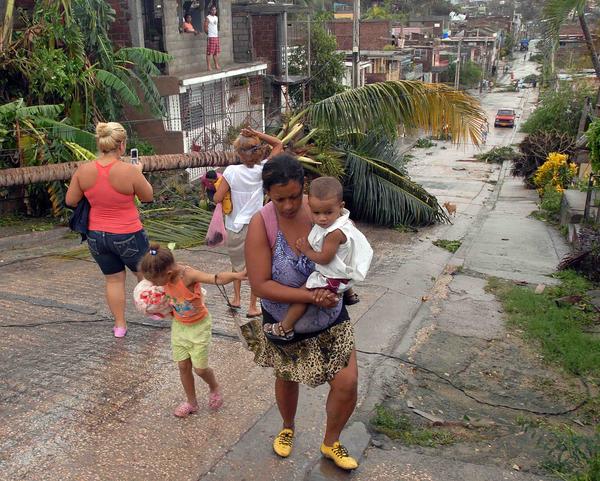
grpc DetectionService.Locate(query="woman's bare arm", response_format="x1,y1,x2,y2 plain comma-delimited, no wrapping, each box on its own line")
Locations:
213,176,230,204
131,163,153,202
241,127,283,159
65,170,84,207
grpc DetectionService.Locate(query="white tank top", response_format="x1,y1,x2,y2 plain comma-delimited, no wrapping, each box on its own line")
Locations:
207,15,218,37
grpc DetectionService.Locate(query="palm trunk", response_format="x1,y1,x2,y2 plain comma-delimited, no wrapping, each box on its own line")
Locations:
578,13,600,115
0,151,238,188
0,0,15,51
578,13,600,78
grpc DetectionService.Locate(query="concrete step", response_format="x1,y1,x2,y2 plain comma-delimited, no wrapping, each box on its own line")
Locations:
559,189,586,226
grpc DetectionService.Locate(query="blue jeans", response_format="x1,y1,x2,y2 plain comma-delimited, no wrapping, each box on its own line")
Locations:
87,229,149,275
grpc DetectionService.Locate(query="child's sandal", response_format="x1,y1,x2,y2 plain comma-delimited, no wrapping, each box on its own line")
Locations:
263,322,295,341
173,402,198,418
208,391,223,410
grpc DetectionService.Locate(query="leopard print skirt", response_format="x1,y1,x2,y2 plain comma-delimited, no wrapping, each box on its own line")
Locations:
239,318,355,388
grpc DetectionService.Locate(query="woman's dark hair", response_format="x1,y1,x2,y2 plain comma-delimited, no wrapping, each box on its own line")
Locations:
262,153,304,192
206,170,217,180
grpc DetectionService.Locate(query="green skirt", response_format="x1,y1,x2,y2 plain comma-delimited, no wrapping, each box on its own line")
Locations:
239,318,355,388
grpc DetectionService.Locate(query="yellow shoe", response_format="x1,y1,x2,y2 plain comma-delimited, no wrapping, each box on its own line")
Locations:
273,428,294,458
320,441,359,470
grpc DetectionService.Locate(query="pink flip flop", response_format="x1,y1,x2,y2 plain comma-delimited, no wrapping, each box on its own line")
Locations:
173,402,199,418
113,326,127,338
208,391,223,411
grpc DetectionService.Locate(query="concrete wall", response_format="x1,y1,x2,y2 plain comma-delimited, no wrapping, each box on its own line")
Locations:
162,0,234,76
232,13,252,63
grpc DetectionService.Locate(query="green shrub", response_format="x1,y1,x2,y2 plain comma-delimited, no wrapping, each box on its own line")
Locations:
521,83,595,137
415,138,436,148
540,186,563,214
475,146,522,164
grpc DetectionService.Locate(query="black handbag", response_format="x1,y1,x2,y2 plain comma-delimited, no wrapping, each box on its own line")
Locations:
69,197,91,242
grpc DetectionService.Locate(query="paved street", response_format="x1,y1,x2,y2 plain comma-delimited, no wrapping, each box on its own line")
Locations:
0,48,564,481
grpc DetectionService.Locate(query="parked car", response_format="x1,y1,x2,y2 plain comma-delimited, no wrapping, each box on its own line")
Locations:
494,109,516,128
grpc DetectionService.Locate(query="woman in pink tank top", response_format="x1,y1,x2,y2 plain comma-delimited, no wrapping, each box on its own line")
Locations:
66,122,153,338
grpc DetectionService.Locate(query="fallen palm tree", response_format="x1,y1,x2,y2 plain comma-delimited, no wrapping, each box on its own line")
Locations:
0,151,238,187
1,81,485,227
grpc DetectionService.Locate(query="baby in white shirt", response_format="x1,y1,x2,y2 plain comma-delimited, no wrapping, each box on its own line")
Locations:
264,176,373,341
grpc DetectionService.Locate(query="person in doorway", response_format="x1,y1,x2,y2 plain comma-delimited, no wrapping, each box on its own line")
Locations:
66,122,153,338
241,154,360,471
182,14,199,35
213,126,283,318
204,5,220,70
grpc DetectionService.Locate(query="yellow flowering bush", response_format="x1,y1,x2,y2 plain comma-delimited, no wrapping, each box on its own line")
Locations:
533,152,577,194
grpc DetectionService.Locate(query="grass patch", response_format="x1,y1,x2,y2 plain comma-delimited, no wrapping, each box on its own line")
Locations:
433,239,462,253
488,272,600,479
415,138,436,148
541,426,600,481
485,272,600,379
370,405,456,447
393,224,418,233
0,214,62,237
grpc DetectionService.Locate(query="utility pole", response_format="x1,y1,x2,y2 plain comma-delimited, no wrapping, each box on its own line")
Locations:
454,39,462,90
352,0,360,88
307,14,311,102
283,10,289,111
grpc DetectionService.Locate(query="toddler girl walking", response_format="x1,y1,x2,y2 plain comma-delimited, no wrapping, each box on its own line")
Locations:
140,244,246,417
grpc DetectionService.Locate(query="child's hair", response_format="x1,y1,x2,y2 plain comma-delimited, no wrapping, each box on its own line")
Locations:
140,243,175,281
309,176,343,202
206,170,218,180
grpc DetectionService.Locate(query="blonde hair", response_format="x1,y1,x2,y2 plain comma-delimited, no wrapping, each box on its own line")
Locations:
233,134,259,151
96,122,127,153
233,134,267,165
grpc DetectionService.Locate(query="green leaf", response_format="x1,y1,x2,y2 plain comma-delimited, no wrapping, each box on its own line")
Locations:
306,81,485,145
34,118,97,152
340,137,448,227
95,69,141,107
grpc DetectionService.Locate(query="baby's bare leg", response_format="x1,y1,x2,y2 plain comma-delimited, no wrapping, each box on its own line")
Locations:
280,303,308,332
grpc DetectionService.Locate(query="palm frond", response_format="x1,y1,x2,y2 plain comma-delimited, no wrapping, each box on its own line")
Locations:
341,139,448,226
542,0,586,39
116,47,172,74
141,207,212,248
34,118,97,152
95,69,141,107
17,104,63,119
63,140,95,161
123,68,164,116
306,81,485,145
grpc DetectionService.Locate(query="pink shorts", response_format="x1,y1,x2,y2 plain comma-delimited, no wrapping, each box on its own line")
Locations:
207,37,221,55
